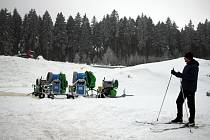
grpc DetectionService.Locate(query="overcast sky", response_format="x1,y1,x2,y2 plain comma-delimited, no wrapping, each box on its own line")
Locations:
1,0,210,29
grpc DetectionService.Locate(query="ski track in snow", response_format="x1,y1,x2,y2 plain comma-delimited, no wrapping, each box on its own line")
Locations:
0,55,210,140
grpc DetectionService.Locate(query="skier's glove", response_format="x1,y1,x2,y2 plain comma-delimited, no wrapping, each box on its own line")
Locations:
171,69,176,75
171,69,182,78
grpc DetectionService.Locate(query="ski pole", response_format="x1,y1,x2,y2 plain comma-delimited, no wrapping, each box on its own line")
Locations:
156,74,173,122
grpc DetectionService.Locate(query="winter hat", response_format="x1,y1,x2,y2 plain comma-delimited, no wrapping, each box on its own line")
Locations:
184,52,193,60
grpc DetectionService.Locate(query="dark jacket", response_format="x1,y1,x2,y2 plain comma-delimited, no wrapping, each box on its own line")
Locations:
173,59,199,92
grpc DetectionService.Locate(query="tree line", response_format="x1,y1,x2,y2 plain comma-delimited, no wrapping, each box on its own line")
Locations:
0,8,210,66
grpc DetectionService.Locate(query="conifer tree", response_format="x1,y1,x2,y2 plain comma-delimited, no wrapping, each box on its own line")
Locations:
40,10,53,59
80,14,92,63
0,9,13,55
11,8,22,55
53,12,67,61
22,9,40,57
73,12,82,61
109,10,119,57
91,16,102,63
66,15,75,61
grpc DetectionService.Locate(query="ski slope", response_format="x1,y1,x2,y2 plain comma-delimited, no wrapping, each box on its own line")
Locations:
0,55,210,139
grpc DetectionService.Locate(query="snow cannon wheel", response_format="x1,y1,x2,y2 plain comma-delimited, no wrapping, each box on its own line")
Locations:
48,94,54,99
33,92,39,97
67,94,74,99
39,93,45,99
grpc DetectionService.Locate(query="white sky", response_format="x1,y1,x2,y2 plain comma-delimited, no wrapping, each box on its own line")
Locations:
1,0,210,29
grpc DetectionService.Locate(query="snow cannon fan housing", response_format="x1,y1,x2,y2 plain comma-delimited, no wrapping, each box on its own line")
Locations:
72,72,86,84
85,71,96,89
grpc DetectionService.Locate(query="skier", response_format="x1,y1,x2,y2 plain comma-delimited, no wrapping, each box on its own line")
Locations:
171,52,199,127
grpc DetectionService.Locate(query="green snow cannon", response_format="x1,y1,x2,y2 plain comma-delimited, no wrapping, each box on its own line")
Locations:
102,79,119,97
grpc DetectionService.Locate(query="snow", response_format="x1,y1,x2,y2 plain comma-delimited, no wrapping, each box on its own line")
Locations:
0,55,210,139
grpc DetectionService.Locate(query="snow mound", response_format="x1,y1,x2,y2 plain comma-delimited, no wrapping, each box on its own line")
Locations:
36,55,45,60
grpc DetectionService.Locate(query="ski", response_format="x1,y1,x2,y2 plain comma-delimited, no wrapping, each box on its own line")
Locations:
135,120,184,125
107,93,134,98
151,125,199,133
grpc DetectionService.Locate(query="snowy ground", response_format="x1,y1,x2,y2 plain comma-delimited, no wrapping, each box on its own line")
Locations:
0,55,210,140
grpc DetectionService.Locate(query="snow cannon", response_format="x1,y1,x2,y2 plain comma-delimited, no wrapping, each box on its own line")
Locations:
33,72,73,99
32,78,49,98
47,72,68,94
70,71,96,96
98,78,118,98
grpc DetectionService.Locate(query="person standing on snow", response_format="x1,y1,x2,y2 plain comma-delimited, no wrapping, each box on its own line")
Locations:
171,52,199,127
